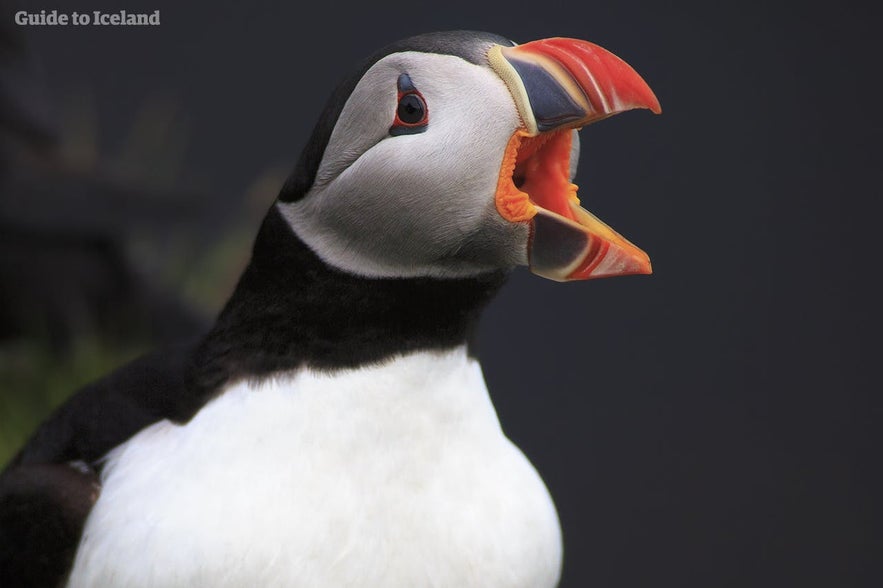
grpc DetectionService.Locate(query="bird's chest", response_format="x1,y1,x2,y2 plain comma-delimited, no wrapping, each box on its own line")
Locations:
68,350,561,588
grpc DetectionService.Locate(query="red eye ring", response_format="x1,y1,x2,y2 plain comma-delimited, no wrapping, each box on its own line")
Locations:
390,73,428,136
394,91,428,127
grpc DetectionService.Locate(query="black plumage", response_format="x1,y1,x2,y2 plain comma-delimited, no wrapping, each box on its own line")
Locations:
1,30,514,587
190,206,506,394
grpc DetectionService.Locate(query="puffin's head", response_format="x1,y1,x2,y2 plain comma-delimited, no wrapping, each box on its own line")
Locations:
277,31,660,281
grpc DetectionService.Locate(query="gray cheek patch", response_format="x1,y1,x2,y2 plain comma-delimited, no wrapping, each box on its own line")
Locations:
280,51,529,280
313,66,398,189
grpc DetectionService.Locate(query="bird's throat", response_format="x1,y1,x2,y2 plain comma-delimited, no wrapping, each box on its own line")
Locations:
190,206,507,395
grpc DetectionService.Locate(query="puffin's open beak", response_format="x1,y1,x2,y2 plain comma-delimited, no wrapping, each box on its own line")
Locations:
488,38,661,281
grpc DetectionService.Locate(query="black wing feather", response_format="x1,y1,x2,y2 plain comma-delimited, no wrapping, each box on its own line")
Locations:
0,341,205,587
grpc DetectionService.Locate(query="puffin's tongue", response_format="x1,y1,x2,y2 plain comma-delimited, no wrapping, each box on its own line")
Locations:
514,131,578,222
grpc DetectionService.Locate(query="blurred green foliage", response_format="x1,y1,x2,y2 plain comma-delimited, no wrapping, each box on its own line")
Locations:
0,338,145,467
0,229,258,468
0,89,287,469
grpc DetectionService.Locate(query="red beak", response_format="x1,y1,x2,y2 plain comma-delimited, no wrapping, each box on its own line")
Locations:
489,37,660,281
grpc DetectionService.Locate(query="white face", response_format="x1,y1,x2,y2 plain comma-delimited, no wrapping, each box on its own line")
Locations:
278,50,578,279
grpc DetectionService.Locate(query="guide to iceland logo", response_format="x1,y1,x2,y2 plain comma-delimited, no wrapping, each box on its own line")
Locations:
15,10,162,26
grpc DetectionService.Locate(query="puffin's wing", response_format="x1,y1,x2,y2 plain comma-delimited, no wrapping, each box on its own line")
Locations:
0,341,199,587
0,463,99,587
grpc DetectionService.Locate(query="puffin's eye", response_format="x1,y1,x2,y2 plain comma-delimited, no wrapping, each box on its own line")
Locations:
390,73,429,136
397,94,426,125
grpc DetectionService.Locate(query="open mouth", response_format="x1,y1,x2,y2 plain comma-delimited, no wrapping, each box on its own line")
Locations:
487,36,659,281
496,129,577,224
495,128,653,281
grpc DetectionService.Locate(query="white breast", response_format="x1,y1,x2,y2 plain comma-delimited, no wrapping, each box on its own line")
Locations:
67,347,562,588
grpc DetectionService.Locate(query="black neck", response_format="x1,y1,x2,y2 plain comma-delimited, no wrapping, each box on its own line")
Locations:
191,206,507,394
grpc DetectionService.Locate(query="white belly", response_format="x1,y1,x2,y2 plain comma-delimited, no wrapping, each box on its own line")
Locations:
67,347,562,587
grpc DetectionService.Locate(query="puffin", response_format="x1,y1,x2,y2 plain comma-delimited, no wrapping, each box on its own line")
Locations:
0,30,660,588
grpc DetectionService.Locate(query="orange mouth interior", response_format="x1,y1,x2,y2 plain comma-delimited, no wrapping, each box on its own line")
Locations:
495,130,580,223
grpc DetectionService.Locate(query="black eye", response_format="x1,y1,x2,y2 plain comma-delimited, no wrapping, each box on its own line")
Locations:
397,93,426,125
390,74,429,136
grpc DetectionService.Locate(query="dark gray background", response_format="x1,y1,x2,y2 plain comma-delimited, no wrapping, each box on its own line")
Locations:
13,0,879,586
